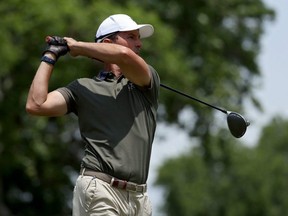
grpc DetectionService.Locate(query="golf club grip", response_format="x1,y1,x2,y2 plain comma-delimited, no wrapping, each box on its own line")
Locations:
160,83,227,114
45,36,67,46
45,36,54,44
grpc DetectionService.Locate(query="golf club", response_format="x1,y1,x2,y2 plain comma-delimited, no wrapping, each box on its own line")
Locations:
45,36,249,138
160,83,250,138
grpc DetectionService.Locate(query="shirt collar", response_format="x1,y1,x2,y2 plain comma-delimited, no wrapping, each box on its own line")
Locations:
97,70,116,81
97,70,124,82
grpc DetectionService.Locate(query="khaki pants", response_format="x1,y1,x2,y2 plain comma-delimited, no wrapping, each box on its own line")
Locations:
72,175,152,216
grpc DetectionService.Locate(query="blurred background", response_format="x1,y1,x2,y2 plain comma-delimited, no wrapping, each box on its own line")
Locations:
0,0,287,215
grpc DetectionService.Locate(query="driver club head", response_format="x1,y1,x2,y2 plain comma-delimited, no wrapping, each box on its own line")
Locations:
226,111,250,138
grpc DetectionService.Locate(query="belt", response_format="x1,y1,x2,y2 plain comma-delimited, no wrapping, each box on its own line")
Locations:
80,168,147,193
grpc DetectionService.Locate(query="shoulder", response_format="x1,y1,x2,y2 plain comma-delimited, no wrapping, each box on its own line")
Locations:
57,78,95,96
148,65,160,88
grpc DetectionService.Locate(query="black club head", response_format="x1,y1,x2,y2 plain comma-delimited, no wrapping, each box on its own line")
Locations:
227,112,250,138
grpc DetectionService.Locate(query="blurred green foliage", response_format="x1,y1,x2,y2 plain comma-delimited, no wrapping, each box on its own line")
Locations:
157,117,288,215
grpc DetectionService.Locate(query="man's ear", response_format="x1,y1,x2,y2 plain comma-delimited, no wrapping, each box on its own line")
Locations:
102,38,113,43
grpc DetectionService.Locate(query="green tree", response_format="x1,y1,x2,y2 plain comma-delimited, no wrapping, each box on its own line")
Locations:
157,117,288,215
0,0,276,215
0,1,92,215
145,0,274,135
150,0,276,215
0,0,186,215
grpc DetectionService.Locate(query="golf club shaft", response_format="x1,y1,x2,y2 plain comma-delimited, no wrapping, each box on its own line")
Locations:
160,83,227,114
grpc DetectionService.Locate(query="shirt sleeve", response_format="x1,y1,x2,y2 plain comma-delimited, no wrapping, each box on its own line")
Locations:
141,65,160,108
56,81,79,114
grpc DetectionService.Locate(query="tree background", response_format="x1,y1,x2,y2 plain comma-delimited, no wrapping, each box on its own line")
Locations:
1,0,287,215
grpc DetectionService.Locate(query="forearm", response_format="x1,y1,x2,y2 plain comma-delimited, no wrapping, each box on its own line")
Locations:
26,54,55,109
68,40,151,87
70,41,128,64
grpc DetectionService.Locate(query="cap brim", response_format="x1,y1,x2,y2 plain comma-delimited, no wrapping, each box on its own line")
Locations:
138,24,154,38
121,24,154,39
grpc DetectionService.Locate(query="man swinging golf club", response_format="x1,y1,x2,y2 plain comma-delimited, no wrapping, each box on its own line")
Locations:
26,14,160,216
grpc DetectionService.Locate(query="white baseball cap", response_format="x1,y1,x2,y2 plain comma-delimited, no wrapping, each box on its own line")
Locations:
95,14,154,42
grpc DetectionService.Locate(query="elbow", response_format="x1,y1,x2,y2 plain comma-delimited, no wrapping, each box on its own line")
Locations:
25,101,40,115
26,103,35,115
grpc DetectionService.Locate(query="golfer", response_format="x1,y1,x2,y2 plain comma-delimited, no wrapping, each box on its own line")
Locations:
26,14,160,216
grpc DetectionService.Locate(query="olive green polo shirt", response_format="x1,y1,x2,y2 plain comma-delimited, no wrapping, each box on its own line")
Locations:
57,65,160,184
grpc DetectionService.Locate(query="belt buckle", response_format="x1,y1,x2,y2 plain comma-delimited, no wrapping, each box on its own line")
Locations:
127,183,145,193
135,185,142,193
138,184,147,193
127,183,136,192
110,177,145,192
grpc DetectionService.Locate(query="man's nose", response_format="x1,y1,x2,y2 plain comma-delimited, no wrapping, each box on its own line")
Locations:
136,39,142,48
